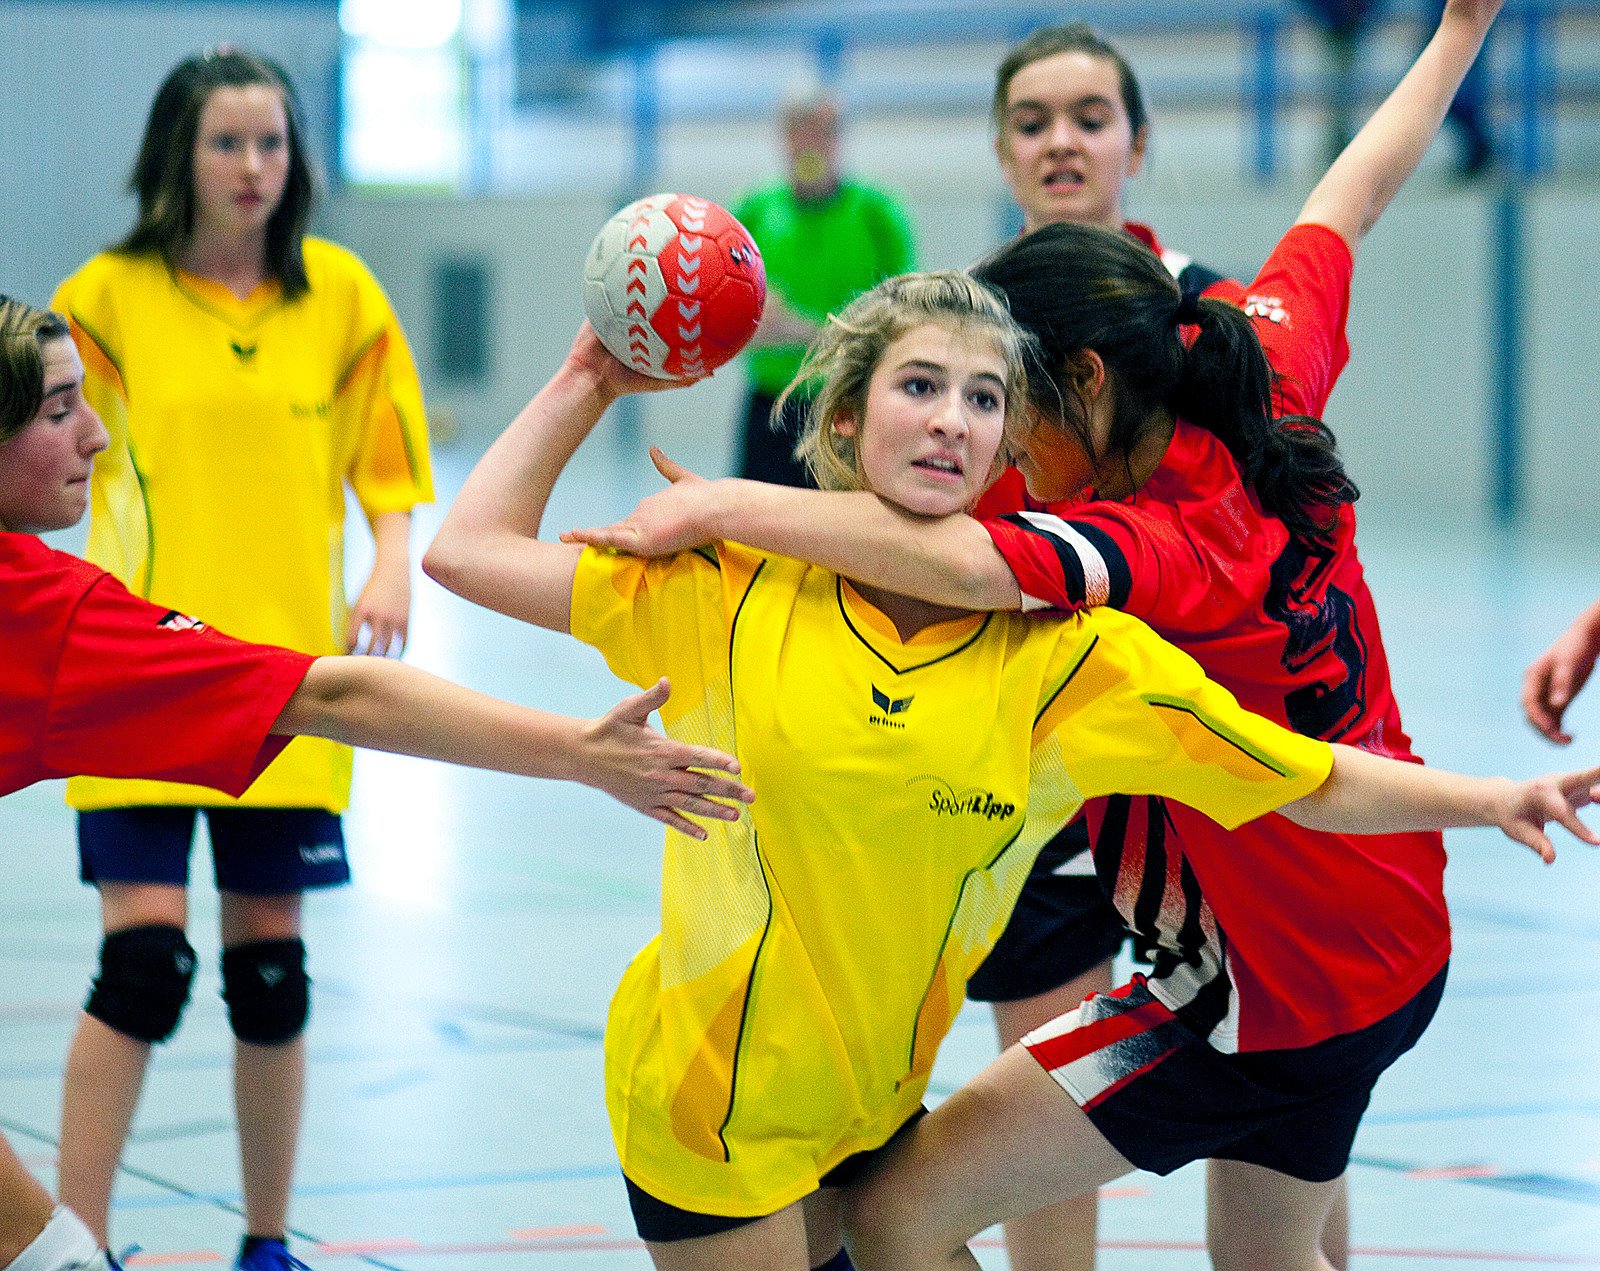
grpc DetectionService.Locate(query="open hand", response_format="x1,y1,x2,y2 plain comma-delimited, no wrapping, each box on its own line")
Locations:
561,447,721,556
1495,765,1600,863
583,677,753,838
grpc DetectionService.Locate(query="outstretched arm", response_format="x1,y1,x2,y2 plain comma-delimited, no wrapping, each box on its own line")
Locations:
1298,0,1502,250
424,324,684,631
563,447,1024,610
1281,742,1600,864
1523,599,1600,745
275,659,752,838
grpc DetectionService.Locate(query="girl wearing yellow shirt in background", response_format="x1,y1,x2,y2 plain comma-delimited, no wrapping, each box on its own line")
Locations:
51,49,431,1271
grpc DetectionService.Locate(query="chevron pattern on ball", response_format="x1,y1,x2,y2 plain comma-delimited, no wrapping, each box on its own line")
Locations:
583,192,767,380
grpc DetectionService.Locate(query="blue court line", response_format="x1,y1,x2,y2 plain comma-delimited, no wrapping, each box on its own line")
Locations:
128,1118,233,1145
0,1032,591,1083
113,1163,624,1210
1352,1154,1600,1206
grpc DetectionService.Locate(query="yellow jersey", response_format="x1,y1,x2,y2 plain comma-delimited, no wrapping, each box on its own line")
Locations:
570,542,1332,1217
54,240,433,811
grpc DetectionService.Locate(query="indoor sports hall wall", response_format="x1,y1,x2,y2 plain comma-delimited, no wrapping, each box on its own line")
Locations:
325,180,1600,532
5,1,1599,531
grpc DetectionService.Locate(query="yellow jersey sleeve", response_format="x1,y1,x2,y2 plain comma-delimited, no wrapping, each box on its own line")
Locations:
317,243,434,519
1037,610,1333,830
53,265,151,595
570,543,755,731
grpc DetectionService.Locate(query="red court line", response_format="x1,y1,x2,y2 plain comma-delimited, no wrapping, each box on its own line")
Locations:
124,1237,1600,1266
1074,1242,1600,1265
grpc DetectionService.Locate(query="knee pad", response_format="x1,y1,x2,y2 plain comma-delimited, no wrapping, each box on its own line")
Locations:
221,938,309,1045
84,924,197,1044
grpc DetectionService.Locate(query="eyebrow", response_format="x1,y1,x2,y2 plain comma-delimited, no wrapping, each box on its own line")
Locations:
40,378,81,400
1007,94,1116,116
895,359,1007,390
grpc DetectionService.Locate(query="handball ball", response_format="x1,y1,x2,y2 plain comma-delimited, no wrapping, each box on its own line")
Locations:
583,193,766,380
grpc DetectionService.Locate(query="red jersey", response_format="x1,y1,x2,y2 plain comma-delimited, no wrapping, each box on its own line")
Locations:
1,533,313,798
979,223,1449,1052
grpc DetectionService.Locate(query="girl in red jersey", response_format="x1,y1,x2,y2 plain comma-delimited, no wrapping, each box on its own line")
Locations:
563,2,1507,1266
0,295,751,1271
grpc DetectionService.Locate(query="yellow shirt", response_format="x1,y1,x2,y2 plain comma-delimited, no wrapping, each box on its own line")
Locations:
54,240,433,811
570,542,1332,1217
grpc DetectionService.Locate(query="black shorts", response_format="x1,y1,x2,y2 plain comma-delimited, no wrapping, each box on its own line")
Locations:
966,819,1132,1003
623,1109,926,1243
736,388,815,489
1023,963,1448,1183
78,806,350,895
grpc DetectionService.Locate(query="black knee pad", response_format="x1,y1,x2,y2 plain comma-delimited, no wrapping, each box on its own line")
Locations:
221,938,309,1045
84,924,197,1043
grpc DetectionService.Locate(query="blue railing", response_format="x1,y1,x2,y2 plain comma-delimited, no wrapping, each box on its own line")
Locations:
585,0,1599,191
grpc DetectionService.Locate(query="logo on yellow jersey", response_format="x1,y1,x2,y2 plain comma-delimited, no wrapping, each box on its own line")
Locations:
910,776,1017,822
870,685,913,730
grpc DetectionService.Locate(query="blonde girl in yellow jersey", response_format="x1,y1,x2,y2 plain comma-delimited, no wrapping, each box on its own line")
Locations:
50,49,432,1271
425,273,1600,1271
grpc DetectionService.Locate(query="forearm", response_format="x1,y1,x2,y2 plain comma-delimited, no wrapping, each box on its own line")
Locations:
707,481,1023,610
1298,5,1494,247
1282,743,1507,835
274,657,583,783
368,510,413,579
424,364,603,630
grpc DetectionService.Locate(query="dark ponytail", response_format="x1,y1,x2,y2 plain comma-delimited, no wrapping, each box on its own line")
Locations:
1174,297,1357,544
973,222,1357,546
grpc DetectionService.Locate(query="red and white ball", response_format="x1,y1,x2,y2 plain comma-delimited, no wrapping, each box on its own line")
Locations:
583,193,766,380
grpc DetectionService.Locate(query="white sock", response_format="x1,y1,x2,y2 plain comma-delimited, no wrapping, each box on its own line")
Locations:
4,1208,101,1271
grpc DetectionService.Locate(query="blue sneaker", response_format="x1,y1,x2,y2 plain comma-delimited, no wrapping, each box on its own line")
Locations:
235,1238,311,1271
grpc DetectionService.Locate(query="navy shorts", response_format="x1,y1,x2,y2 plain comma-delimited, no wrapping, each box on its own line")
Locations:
78,807,350,895
967,819,1132,1003
1023,963,1448,1183
624,1109,926,1243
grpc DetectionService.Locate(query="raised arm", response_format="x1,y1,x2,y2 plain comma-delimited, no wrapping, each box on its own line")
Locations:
1281,743,1600,864
1297,0,1502,250
564,447,1025,610
275,657,752,839
423,324,671,631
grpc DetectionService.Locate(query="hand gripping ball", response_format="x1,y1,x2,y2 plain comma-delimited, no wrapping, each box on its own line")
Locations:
583,193,766,380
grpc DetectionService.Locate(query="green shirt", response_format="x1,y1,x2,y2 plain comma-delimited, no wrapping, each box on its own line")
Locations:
735,178,916,393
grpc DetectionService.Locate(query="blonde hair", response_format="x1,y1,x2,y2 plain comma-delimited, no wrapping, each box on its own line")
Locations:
0,297,70,445
784,270,1036,493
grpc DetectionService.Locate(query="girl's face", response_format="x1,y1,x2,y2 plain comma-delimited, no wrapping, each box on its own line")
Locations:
1013,408,1100,504
190,83,291,243
836,323,1010,517
996,51,1146,233
0,338,109,534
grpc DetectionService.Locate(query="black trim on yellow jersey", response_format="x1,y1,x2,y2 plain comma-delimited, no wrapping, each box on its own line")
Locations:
1143,697,1297,778
905,824,1027,1080
716,834,778,1162
719,554,773,1161
834,577,992,675
1033,633,1100,725
693,546,721,569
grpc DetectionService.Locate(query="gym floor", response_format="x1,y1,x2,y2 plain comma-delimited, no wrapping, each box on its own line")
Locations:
3,440,1598,1269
